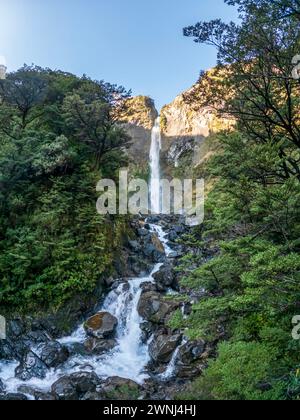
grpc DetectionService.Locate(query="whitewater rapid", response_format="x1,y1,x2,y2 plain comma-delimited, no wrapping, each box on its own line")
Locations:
0,223,175,395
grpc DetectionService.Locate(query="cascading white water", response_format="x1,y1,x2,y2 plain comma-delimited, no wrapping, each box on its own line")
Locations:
150,117,162,214
0,226,168,395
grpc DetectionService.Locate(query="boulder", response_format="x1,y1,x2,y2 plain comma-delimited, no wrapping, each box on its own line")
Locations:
151,234,165,254
15,351,48,381
152,264,177,291
7,319,26,339
0,379,5,394
138,292,179,324
128,240,141,251
0,340,16,361
137,228,150,237
35,392,57,401
168,231,178,242
175,363,203,379
149,333,182,364
84,338,117,355
51,372,101,401
0,393,28,400
39,341,69,368
100,377,141,400
178,340,206,364
84,312,117,339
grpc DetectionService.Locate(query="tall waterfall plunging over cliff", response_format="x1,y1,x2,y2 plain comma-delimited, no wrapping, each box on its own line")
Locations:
150,117,162,214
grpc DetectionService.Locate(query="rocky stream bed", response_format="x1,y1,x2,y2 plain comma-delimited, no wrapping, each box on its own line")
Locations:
0,216,211,400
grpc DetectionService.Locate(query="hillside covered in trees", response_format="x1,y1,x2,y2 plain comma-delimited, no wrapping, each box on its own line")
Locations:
170,0,300,400
0,67,132,312
0,0,300,402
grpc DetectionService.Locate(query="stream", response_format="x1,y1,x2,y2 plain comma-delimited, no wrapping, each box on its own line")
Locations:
0,222,179,397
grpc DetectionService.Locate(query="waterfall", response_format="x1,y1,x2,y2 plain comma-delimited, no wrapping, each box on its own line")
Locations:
0,225,169,395
150,117,162,214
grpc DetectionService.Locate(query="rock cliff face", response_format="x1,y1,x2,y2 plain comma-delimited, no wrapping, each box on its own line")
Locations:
117,96,158,171
118,70,233,175
160,69,234,171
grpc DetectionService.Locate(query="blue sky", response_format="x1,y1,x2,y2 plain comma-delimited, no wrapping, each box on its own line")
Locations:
0,0,237,110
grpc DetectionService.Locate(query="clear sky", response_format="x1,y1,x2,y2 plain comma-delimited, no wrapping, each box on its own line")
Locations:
0,0,237,110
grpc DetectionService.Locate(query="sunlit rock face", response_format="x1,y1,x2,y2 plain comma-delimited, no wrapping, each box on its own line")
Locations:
117,96,158,170
160,69,234,170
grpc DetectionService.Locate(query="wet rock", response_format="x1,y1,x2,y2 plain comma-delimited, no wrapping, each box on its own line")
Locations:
84,312,118,339
0,393,28,400
146,216,160,224
151,234,165,254
81,391,104,400
128,240,140,251
140,282,157,293
138,292,179,324
149,333,182,364
84,338,117,355
178,340,206,364
100,377,141,400
0,340,16,360
23,330,51,346
0,379,4,394
15,351,48,381
153,264,178,292
7,319,26,339
35,392,57,401
51,372,101,401
140,322,156,342
39,341,69,368
168,231,178,242
173,225,186,234
138,228,150,237
175,363,203,379
17,385,38,398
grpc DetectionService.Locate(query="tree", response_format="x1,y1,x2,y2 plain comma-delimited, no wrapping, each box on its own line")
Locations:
0,65,48,130
183,0,300,181
62,84,131,168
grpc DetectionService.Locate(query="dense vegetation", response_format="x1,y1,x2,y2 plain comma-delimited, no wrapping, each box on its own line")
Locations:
0,66,131,312
173,0,300,400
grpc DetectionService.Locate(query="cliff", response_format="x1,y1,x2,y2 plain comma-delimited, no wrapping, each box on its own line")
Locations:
118,96,158,172
160,68,234,171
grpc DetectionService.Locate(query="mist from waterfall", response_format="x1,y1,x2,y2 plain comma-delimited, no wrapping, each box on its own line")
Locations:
150,117,162,214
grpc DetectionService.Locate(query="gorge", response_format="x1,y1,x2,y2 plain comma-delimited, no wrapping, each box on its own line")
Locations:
0,92,208,399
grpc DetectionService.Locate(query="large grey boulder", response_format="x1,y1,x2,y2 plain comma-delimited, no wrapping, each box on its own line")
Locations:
152,264,178,291
84,338,117,355
137,292,179,324
178,340,206,364
15,351,48,381
51,372,101,401
39,341,69,368
84,312,118,339
149,333,182,364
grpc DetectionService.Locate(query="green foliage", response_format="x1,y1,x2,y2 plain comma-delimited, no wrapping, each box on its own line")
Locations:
0,66,131,312
176,1,300,400
181,341,285,400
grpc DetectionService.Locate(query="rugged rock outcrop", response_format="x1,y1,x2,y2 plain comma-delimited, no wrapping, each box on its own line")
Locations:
51,372,101,401
84,338,117,355
15,351,48,381
39,341,69,368
137,291,179,324
117,96,158,169
149,333,182,364
160,69,234,171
